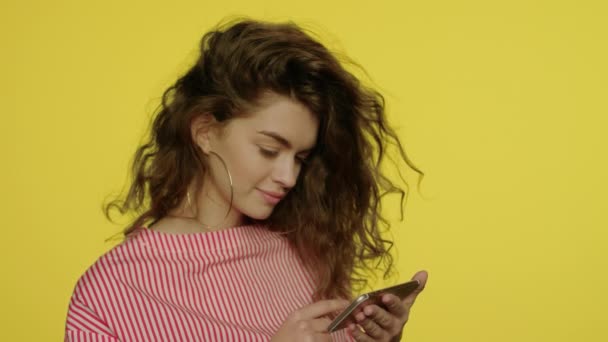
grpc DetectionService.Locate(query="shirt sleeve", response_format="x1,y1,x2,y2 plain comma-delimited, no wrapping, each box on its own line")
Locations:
64,294,119,342
331,328,356,341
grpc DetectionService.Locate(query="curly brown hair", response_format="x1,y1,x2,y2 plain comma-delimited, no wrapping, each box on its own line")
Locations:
104,18,423,301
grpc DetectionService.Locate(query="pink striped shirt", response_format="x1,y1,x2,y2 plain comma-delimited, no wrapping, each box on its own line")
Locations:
65,225,353,341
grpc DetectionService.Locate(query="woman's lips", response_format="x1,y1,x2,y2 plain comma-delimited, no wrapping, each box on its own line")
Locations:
257,189,284,205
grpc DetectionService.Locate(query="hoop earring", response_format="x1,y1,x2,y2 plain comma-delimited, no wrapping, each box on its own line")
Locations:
181,150,234,229
208,150,234,221
186,191,193,209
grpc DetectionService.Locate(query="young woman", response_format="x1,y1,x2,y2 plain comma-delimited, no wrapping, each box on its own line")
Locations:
65,19,428,341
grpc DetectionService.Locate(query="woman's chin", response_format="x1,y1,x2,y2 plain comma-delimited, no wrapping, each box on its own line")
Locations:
241,207,274,221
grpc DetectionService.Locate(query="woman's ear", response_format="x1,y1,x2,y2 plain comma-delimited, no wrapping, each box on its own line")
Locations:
191,114,216,154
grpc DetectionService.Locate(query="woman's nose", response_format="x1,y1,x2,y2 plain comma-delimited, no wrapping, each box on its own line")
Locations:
272,157,299,189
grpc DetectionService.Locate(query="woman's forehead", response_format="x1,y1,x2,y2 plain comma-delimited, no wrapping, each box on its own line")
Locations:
235,94,319,149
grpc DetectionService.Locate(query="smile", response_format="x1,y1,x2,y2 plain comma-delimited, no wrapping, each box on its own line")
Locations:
257,189,284,205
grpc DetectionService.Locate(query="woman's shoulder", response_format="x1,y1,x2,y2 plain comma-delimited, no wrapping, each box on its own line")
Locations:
69,224,286,288
70,228,147,291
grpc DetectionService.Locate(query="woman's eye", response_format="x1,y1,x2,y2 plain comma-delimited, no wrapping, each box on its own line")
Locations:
259,147,279,158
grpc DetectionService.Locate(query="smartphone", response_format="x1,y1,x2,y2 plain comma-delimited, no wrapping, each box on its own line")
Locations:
328,279,420,333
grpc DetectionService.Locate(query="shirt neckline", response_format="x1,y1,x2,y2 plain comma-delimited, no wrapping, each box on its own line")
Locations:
129,224,287,255
141,223,258,237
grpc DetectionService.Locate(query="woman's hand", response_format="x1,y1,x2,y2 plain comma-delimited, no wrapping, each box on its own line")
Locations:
271,299,350,342
348,270,428,342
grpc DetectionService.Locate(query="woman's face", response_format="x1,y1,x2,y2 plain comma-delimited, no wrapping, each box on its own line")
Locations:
195,92,319,224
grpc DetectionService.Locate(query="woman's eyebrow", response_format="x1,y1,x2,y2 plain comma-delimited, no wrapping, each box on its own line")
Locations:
256,130,313,153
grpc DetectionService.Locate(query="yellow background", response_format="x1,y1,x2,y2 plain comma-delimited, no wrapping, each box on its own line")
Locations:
1,0,606,341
